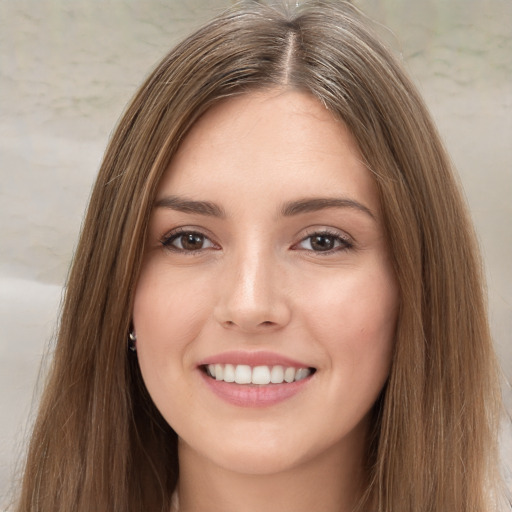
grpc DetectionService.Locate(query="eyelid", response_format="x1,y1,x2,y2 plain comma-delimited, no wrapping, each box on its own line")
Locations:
160,226,220,252
292,227,354,253
158,225,353,255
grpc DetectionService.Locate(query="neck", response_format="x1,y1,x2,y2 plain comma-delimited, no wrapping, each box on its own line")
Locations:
175,429,368,512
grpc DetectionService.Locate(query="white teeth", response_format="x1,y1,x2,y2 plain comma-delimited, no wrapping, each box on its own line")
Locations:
284,367,296,383
252,366,271,385
234,365,252,384
270,365,284,383
223,363,235,382
215,363,224,381
205,364,313,385
295,368,310,381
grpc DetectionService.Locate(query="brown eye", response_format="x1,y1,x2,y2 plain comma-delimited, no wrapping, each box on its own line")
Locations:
296,231,352,253
181,233,205,250
162,231,215,252
310,234,336,251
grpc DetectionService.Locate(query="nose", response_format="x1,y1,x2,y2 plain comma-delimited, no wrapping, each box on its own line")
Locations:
213,248,292,334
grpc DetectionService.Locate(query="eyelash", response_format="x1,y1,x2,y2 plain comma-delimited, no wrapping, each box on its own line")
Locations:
293,229,354,254
160,228,354,255
160,228,218,254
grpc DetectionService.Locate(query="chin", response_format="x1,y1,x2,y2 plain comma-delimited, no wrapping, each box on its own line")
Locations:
211,447,306,476
178,428,312,477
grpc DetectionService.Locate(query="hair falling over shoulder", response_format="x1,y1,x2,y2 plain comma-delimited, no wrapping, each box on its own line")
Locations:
13,1,507,511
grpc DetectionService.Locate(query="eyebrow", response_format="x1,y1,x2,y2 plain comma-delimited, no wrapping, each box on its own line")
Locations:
281,197,376,220
154,195,376,221
154,195,226,218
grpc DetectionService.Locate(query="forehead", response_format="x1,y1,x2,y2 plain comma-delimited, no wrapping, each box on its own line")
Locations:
158,89,379,214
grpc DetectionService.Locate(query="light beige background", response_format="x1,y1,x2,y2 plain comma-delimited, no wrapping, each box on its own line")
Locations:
0,0,510,505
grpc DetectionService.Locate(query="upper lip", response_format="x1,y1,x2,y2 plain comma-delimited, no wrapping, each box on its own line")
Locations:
198,350,314,369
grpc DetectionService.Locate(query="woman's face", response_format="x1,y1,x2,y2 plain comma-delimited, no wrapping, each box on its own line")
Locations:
133,90,398,475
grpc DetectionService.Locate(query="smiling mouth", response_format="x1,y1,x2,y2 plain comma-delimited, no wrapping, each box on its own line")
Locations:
203,364,316,385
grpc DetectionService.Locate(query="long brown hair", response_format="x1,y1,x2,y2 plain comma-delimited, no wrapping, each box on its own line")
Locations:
15,1,504,511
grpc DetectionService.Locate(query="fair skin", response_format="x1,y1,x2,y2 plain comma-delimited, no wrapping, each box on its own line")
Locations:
133,89,398,512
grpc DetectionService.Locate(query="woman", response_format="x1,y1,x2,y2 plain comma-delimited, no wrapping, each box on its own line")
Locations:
15,1,505,511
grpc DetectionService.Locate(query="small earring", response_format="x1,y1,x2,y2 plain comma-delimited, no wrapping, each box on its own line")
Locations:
128,331,137,352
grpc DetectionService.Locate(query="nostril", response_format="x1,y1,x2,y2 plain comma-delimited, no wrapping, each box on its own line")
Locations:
223,320,276,329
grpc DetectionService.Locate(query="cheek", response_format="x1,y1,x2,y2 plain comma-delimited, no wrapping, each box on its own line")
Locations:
131,269,212,425
131,267,212,403
301,265,398,379
133,266,212,350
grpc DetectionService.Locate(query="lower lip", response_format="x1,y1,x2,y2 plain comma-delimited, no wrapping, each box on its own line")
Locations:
199,370,313,408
